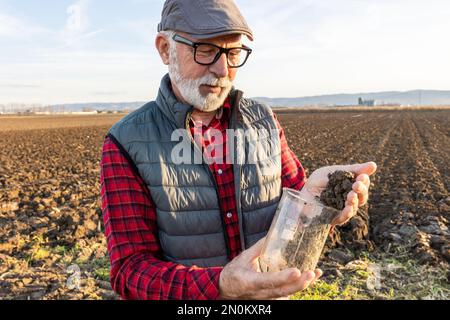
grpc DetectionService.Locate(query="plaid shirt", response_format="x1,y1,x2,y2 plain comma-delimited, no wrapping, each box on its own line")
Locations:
100,98,306,300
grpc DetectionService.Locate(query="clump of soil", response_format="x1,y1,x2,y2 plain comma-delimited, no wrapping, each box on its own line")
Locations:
320,171,373,251
320,171,356,210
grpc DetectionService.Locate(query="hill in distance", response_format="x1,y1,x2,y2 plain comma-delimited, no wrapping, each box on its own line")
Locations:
253,90,450,107
49,89,450,111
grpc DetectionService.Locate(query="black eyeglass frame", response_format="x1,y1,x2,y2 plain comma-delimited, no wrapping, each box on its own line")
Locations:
172,34,252,68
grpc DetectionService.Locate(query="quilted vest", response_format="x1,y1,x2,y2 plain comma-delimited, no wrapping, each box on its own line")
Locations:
108,74,282,267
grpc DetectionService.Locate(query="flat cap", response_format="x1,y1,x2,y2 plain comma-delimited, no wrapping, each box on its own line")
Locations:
158,0,254,41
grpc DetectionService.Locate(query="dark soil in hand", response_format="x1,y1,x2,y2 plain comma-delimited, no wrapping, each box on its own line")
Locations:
319,171,373,251
320,170,356,210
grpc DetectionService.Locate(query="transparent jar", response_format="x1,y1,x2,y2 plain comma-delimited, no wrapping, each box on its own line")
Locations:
259,188,341,273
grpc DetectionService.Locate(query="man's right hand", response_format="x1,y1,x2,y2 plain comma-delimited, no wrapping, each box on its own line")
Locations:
219,238,322,300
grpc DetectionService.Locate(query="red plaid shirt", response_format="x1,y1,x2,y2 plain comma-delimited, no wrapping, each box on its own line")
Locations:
100,99,306,300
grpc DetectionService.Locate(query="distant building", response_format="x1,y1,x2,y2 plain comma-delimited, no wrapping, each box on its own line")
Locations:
358,97,375,107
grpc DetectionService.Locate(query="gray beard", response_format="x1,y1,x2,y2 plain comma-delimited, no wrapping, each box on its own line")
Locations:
168,51,233,112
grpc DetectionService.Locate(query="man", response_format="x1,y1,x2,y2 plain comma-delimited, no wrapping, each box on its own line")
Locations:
100,0,377,300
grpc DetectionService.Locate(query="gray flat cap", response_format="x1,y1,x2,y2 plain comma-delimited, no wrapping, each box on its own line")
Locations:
158,0,254,41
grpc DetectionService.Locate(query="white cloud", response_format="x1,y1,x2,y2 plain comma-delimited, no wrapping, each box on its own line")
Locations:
121,19,158,45
0,49,165,104
0,13,48,38
0,14,24,36
235,0,450,97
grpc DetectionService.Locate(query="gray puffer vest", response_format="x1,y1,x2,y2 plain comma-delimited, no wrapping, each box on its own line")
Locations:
108,74,282,267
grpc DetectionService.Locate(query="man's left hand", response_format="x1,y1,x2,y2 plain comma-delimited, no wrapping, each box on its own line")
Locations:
300,161,377,226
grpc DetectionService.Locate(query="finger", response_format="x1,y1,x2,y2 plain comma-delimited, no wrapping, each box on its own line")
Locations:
242,237,267,263
356,187,368,207
356,174,370,189
346,191,358,209
251,267,301,291
255,270,316,299
352,181,368,206
332,205,354,226
314,269,323,280
297,271,316,291
310,269,323,286
344,161,377,176
352,181,366,194
355,176,370,205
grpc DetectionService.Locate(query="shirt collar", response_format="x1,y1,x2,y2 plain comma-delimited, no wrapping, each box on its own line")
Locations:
217,97,231,121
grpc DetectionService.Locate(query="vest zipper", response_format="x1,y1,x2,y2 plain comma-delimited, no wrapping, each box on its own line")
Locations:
229,92,246,251
184,111,232,260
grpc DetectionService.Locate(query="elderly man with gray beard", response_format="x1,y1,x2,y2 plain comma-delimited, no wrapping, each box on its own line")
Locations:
100,0,377,300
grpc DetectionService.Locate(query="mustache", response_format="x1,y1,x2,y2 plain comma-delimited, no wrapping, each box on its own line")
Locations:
200,75,232,88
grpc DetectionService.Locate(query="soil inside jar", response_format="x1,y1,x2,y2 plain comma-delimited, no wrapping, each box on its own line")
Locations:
283,171,356,271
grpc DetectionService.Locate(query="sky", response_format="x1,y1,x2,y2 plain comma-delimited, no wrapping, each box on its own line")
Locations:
1,0,450,105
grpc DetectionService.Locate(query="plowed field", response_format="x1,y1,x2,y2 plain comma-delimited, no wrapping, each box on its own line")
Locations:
1,110,449,300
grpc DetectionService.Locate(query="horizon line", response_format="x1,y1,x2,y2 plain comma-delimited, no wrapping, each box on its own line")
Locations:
1,88,450,106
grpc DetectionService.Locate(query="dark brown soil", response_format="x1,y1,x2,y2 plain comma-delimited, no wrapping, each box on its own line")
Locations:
284,206,340,272
320,171,356,210
0,115,124,300
1,110,448,299
317,170,372,251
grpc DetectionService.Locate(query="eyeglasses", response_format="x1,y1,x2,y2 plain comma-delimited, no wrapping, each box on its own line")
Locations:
172,34,252,68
